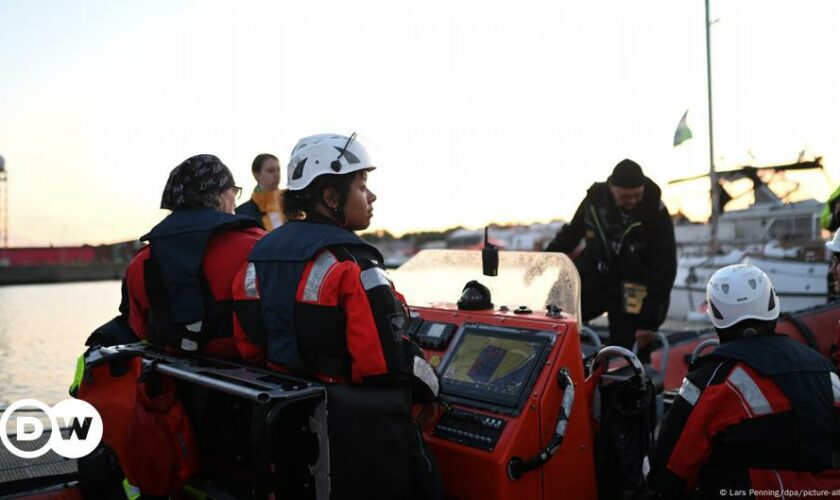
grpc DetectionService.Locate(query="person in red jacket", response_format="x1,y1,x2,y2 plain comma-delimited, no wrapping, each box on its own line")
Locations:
648,264,840,499
232,133,442,499
121,154,265,357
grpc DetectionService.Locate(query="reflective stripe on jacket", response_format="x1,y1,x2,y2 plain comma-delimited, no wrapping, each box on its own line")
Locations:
650,335,840,498
233,219,438,397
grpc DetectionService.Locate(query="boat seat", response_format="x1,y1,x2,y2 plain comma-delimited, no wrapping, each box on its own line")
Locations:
95,344,328,499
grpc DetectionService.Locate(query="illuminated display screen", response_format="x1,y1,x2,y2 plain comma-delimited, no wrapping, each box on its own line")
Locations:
439,324,551,409
426,323,446,339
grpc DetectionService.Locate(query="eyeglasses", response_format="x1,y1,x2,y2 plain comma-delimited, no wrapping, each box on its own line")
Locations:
233,186,243,200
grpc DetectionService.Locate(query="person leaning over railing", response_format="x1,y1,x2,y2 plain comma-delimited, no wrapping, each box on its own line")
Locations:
545,159,677,361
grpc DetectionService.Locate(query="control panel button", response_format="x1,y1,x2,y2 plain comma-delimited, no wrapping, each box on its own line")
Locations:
433,407,507,452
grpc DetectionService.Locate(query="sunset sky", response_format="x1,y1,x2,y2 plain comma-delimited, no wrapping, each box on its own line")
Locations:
1,0,838,246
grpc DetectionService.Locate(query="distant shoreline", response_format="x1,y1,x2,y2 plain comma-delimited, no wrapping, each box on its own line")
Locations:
0,263,126,286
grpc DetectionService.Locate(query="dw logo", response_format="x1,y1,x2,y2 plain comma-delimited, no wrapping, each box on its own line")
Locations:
0,399,103,459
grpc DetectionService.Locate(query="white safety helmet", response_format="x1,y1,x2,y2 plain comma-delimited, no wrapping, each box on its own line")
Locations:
826,229,840,253
286,133,376,191
705,264,779,329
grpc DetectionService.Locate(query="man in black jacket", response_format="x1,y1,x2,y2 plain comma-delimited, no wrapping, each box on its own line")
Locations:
545,159,677,352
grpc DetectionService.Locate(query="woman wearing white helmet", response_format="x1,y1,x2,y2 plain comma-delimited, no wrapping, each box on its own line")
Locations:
232,133,443,499
282,132,378,227
649,264,840,498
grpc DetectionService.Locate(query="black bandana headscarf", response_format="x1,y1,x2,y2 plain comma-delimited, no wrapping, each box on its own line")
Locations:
160,154,235,210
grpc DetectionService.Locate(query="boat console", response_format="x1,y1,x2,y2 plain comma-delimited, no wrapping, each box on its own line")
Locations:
405,306,595,499
393,250,600,499
431,323,552,451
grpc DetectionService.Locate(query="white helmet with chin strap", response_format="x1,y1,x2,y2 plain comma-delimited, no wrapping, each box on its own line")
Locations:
705,264,780,329
286,133,376,191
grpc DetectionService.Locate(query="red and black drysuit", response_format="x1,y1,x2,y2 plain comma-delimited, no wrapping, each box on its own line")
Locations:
122,209,264,357
649,334,840,499
77,210,263,496
232,216,442,500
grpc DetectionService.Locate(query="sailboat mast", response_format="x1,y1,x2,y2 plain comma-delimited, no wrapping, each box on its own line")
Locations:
706,0,721,253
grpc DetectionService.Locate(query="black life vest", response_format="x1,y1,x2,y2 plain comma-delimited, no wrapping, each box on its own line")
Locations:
140,209,259,351
235,200,265,229
249,221,443,500
247,220,382,370
707,334,840,470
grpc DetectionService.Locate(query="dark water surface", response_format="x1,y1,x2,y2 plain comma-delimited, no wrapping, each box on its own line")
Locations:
0,280,122,406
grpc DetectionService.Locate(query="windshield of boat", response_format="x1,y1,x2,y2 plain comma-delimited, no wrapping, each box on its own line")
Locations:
391,250,581,325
